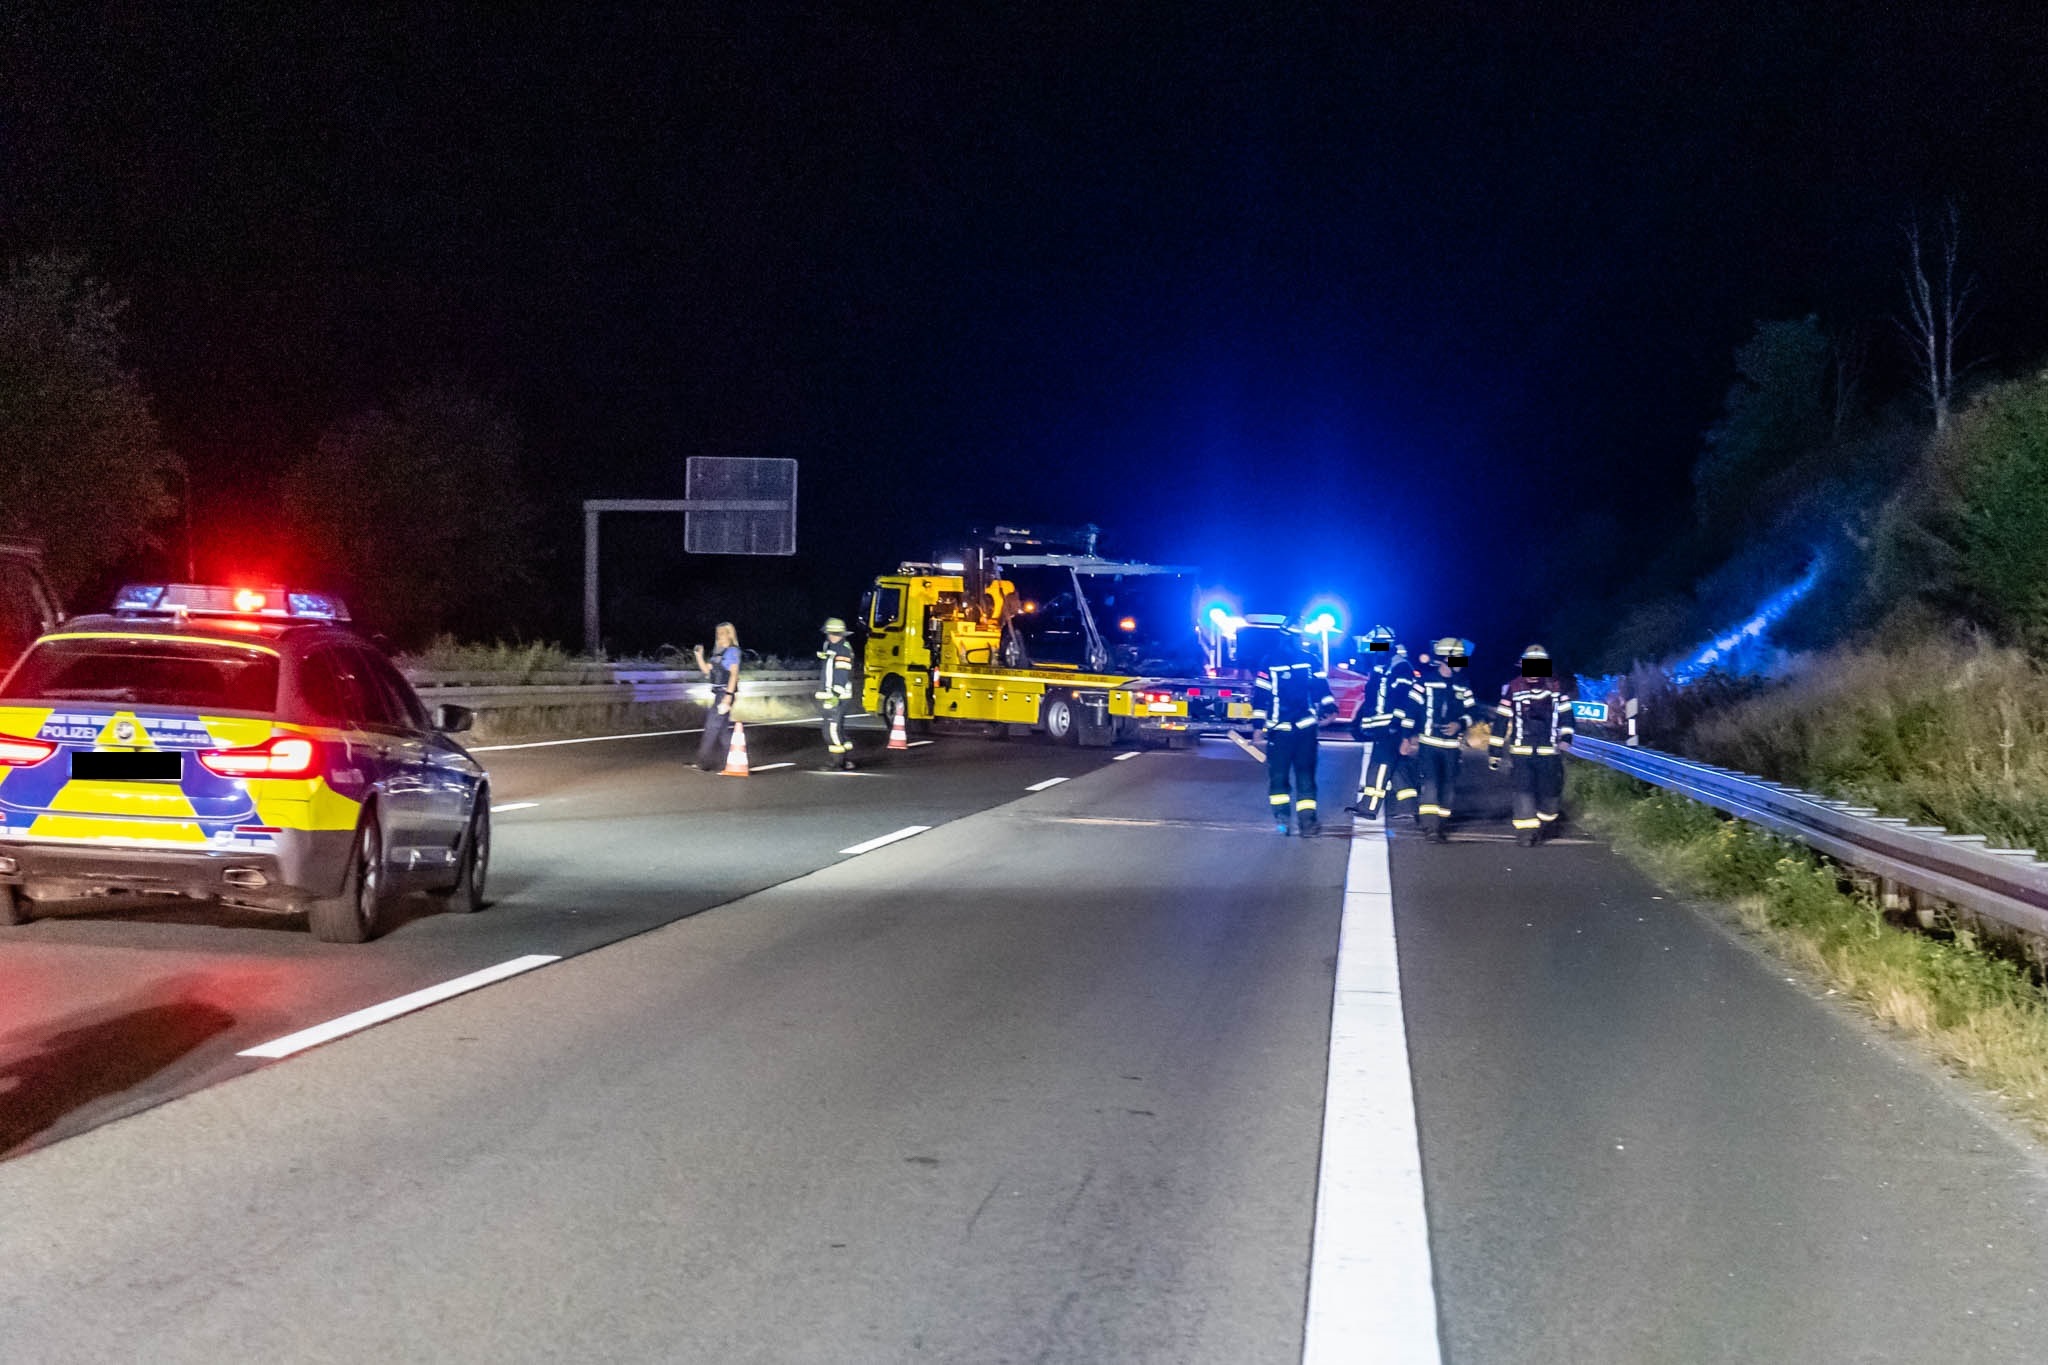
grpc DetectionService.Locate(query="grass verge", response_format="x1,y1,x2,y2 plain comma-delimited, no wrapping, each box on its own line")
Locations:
1569,761,2048,1140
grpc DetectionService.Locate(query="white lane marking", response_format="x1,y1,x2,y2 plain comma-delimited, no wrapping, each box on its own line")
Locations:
1302,819,1442,1365
1228,732,1268,762
907,739,935,748
752,762,796,772
1024,776,1069,792
1112,750,1141,761
490,801,539,813
473,715,825,752
237,955,562,1060
838,825,930,856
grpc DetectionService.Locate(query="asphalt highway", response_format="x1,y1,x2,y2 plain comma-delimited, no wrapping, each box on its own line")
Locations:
0,716,1118,1157
6,733,2048,1362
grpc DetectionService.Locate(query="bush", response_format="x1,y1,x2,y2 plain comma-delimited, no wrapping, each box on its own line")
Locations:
1679,639,2048,854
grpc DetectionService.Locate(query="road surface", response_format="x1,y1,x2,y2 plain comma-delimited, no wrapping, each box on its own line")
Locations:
5,729,2048,1362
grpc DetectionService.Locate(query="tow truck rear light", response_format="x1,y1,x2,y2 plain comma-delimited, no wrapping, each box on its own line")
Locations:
0,735,57,767
198,735,320,778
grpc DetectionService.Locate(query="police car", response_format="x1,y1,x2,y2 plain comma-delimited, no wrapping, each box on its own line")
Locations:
0,584,490,942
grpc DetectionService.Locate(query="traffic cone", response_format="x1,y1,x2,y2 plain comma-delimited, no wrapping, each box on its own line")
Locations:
721,721,751,776
888,704,909,751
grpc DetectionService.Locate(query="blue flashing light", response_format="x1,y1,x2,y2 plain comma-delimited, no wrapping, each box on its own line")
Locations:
112,584,166,611
286,592,348,621
1669,554,1825,686
1300,596,1348,638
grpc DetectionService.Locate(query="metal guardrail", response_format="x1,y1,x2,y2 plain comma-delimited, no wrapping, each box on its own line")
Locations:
403,667,816,711
1570,734,2048,940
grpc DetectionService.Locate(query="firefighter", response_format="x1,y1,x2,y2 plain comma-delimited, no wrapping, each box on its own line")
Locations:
816,617,857,771
1349,625,1422,823
1411,636,1479,842
1489,643,1574,845
1256,624,1338,836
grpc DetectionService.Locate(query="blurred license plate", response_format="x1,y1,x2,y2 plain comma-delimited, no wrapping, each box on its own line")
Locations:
73,750,183,782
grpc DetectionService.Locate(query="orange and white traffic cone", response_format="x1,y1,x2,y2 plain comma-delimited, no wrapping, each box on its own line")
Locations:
721,721,751,776
888,704,909,751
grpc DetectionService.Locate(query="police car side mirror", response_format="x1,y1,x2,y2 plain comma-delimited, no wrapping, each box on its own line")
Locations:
432,703,475,734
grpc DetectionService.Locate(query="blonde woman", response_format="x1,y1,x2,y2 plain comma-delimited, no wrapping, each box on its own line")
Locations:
694,622,742,770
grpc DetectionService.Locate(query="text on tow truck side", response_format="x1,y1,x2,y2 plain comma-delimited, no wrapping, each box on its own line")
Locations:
0,583,491,943
857,526,1258,747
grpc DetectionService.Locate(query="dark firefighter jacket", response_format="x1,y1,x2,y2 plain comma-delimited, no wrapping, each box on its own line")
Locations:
1408,674,1478,749
1356,658,1422,738
817,639,855,701
1490,676,1574,755
1257,658,1337,732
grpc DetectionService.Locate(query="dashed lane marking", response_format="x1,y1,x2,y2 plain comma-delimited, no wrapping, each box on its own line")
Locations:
237,955,562,1060
490,802,539,813
1112,750,1141,761
1301,817,1443,1364
907,739,935,748
751,762,796,772
838,825,930,856
1024,776,1069,792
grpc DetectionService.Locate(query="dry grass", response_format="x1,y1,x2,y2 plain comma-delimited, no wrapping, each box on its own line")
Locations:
1570,763,2048,1139
1677,639,2048,854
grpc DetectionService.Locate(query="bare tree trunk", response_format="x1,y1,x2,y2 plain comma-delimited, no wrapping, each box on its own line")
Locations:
1898,203,1978,436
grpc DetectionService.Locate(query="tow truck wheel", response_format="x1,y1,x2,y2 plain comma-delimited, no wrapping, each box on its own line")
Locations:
0,884,26,927
1042,692,1079,745
309,813,391,944
437,794,490,914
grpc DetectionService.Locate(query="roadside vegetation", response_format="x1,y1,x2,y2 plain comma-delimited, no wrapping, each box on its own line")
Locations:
399,636,806,677
1634,638,2048,855
1569,763,2048,1140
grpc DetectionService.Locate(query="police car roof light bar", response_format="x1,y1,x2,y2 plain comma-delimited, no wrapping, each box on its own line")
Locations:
112,583,351,622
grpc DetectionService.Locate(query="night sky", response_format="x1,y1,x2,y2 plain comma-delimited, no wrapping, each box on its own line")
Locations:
5,3,2047,659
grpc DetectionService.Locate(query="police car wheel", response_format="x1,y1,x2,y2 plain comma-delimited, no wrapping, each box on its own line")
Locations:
309,814,390,944
439,797,490,914
1042,693,1078,745
0,883,25,927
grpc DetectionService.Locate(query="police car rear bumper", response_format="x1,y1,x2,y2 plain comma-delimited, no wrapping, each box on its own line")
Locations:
0,828,356,913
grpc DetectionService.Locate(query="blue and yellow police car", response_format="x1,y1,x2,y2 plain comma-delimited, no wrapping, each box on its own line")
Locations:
0,584,490,942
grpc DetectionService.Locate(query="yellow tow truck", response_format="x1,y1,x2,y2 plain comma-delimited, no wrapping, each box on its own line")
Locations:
857,527,1256,747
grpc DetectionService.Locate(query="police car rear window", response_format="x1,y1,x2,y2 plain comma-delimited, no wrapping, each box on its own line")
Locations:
0,637,280,713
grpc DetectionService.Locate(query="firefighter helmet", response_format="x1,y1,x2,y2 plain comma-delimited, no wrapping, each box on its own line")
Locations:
821,617,849,634
1431,636,1470,667
1520,642,1552,677
1362,624,1397,653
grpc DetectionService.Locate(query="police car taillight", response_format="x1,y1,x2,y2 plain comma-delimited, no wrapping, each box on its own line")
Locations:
199,736,320,778
0,735,56,767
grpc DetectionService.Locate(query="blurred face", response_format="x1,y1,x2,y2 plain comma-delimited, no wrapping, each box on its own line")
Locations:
715,623,737,650
826,631,844,644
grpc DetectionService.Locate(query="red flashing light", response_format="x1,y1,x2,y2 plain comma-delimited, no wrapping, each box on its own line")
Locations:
233,589,268,613
1118,616,1137,632
199,735,319,779
0,735,56,767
